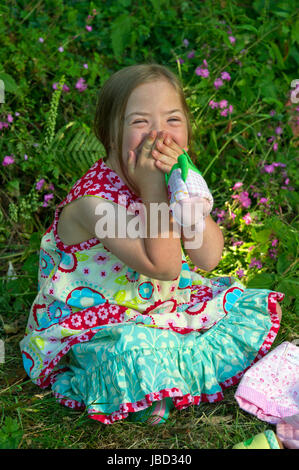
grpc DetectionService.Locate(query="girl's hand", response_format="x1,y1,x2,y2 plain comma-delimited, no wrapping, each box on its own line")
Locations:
151,132,187,174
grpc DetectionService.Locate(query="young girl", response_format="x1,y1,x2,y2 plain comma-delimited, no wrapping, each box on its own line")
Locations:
20,63,283,425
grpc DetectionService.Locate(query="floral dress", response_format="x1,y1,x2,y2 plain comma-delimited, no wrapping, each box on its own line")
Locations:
20,158,284,424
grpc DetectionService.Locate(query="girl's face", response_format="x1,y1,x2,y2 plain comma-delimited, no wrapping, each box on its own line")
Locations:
106,79,189,192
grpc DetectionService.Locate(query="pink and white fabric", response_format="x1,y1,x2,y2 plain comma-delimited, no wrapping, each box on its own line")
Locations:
235,341,299,424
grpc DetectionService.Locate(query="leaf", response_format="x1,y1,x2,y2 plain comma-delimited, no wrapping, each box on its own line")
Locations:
0,417,23,449
276,278,299,298
292,19,299,44
111,14,133,62
0,72,19,95
276,253,292,275
270,42,285,69
247,273,275,289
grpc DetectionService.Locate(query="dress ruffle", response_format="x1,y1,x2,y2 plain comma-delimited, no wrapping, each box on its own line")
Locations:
51,289,283,424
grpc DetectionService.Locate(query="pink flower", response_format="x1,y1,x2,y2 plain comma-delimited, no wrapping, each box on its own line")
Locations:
219,99,228,109
232,182,243,190
44,193,54,203
232,240,244,247
86,25,92,32
7,114,13,123
275,126,283,135
270,110,276,116
39,37,44,43
273,142,278,152
228,36,236,44
36,179,45,191
264,164,275,173
269,248,278,259
228,104,233,113
83,63,88,69
187,50,195,59
221,71,231,81
236,269,245,278
214,78,223,89
242,213,252,225
195,67,209,77
220,109,228,117
271,238,278,247
239,191,251,208
249,258,263,269
52,83,70,92
2,155,15,166
209,100,218,109
75,77,87,92
258,197,268,205
58,46,64,52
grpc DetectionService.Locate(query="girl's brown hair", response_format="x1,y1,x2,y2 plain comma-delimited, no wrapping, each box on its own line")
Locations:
93,63,195,177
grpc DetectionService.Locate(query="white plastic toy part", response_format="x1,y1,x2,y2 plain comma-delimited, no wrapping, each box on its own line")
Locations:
165,150,213,229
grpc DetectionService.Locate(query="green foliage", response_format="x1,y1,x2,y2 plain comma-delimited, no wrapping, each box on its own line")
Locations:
0,417,23,449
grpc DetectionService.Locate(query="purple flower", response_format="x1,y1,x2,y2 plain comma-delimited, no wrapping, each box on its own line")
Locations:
75,77,88,92
239,191,251,208
273,142,278,152
195,67,209,77
86,25,92,32
83,63,88,69
275,126,283,135
36,178,45,191
44,193,53,202
187,50,195,59
249,258,263,269
39,37,44,43
270,110,276,116
232,181,243,190
219,99,228,109
58,46,64,52
257,132,262,137
24,154,28,160
228,36,236,44
242,213,252,225
214,78,223,89
236,269,245,279
271,238,278,247
183,39,189,46
179,58,185,65
221,71,231,81
2,155,15,166
263,164,275,173
258,197,268,205
209,100,218,109
268,248,278,259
